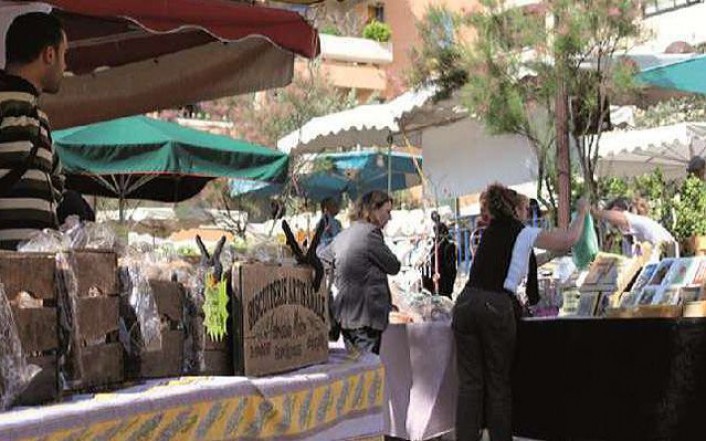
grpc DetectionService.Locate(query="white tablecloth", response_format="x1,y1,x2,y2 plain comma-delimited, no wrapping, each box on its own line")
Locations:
380,322,457,440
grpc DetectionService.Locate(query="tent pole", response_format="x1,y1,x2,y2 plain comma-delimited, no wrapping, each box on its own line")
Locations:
387,134,393,194
119,175,126,224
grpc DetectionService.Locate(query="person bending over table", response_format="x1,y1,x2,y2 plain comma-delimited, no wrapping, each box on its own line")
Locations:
452,183,588,441
592,196,675,261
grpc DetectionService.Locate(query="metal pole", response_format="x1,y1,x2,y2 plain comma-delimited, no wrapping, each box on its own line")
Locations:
555,8,571,229
387,134,393,194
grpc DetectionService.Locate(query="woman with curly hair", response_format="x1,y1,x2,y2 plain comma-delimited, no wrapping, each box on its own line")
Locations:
453,183,588,441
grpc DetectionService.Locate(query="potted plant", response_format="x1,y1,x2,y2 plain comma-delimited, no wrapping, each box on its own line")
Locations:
673,175,706,256
362,20,392,43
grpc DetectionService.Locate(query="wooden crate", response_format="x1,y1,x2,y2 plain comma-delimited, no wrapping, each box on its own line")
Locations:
230,262,328,377
0,251,56,300
0,251,59,405
1,250,123,398
70,250,123,391
683,301,706,318
125,280,186,379
203,335,233,376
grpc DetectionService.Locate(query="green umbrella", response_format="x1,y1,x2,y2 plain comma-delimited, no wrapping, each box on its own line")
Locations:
637,54,706,95
54,116,288,221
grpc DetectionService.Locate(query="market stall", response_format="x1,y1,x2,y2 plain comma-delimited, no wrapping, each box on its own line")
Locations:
0,348,385,441
514,317,706,441
0,219,387,440
511,251,706,440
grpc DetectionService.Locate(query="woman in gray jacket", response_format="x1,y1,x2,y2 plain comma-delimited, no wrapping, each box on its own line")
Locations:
320,190,401,354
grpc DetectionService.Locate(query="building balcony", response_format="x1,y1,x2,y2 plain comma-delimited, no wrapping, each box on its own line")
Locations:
296,34,393,98
319,34,393,65
633,0,706,53
503,0,543,8
642,0,703,17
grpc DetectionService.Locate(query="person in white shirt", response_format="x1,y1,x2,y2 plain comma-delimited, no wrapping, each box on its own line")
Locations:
592,197,676,259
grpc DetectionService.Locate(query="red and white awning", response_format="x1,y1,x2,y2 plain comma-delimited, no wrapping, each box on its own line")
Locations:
2,0,320,128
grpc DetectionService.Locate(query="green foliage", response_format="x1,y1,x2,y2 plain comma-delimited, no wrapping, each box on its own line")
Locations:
596,169,678,228
408,5,468,100
320,25,342,36
634,95,706,128
673,176,706,242
362,20,391,42
461,0,644,211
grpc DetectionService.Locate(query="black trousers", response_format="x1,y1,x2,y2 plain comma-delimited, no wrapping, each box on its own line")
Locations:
452,287,517,441
342,327,383,355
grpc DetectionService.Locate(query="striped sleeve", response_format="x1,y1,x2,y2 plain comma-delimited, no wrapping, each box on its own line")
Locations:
0,91,59,249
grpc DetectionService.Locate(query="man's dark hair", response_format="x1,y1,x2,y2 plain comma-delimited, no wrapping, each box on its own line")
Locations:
6,12,64,65
606,197,632,212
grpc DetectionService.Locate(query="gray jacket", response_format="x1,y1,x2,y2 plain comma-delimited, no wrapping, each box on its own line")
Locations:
320,221,401,331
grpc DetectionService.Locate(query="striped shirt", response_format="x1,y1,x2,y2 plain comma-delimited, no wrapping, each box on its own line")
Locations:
0,71,63,250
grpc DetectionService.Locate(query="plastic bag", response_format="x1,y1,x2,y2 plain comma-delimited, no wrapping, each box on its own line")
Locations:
183,266,206,374
0,282,41,409
118,258,163,355
17,229,68,252
55,251,85,386
572,214,599,270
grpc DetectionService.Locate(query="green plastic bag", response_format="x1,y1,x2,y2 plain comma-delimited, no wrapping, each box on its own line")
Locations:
572,214,599,270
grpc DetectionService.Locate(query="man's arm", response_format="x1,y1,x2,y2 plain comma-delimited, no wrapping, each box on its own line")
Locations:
50,151,64,203
592,207,629,231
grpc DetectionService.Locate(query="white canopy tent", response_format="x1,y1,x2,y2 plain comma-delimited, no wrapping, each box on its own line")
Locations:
596,122,706,179
416,116,539,200
277,87,436,154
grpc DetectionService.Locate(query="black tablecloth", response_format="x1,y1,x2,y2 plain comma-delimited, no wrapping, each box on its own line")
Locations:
513,317,706,441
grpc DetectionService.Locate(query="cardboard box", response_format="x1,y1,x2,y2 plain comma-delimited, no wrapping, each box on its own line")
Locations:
231,262,328,377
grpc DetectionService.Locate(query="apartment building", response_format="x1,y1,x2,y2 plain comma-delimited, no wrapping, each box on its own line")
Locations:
294,0,478,100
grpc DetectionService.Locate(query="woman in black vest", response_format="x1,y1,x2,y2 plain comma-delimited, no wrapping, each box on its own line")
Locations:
453,184,588,441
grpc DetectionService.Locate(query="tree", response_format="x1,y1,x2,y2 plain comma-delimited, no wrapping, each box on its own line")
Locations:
467,0,644,218
410,1,643,223
408,5,468,101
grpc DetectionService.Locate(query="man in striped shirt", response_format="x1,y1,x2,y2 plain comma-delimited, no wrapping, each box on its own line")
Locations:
0,12,67,250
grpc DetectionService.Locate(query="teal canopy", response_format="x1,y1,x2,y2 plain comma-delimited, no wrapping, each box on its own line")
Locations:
637,55,706,95
54,116,289,203
231,150,423,201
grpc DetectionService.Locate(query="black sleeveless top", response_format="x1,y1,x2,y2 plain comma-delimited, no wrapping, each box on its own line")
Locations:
465,217,539,305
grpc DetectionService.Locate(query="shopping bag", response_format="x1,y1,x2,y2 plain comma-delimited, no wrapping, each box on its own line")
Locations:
572,213,599,270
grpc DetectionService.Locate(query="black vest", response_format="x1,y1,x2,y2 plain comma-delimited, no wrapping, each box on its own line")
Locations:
465,217,539,305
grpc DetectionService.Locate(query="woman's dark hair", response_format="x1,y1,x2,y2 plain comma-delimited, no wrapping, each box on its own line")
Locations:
6,12,64,65
352,190,392,223
483,183,521,221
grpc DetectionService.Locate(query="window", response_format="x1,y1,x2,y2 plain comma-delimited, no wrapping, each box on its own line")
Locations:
643,0,702,17
368,3,385,22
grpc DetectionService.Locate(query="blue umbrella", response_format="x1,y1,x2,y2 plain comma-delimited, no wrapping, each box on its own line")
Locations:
231,150,422,201
637,54,706,95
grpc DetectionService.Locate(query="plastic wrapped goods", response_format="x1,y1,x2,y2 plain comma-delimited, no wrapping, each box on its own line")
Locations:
0,282,40,409
118,257,163,356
